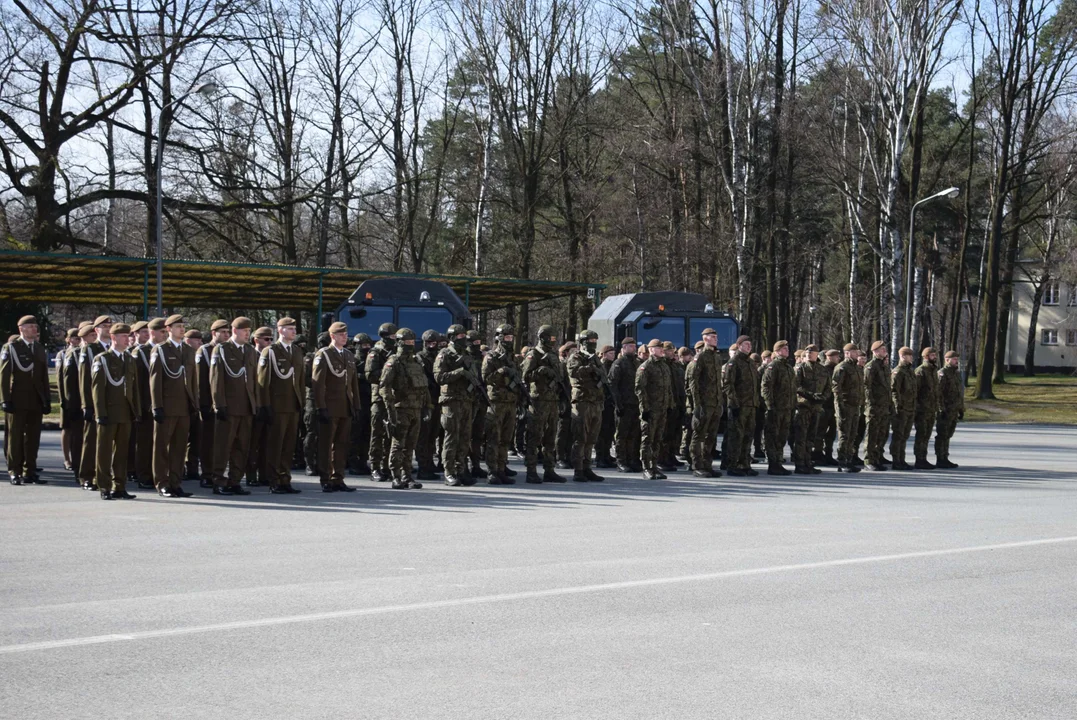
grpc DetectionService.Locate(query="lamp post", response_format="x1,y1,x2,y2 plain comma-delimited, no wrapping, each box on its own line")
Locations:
155,81,219,317
904,186,960,347
959,297,971,387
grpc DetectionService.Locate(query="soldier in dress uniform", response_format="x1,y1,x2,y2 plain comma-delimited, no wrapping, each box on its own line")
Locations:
60,326,88,478
304,332,331,477
312,322,360,492
566,329,606,482
415,330,442,481
347,333,374,477
1,316,51,485
520,326,568,484
150,316,197,497
91,323,141,499
58,328,80,471
913,347,940,470
194,321,229,488
686,329,723,478
831,343,864,473
482,324,521,484
379,328,430,489
209,317,257,496
127,321,155,489
257,318,305,493
935,350,965,469
78,316,113,490
862,340,893,471
365,323,398,482
246,327,275,486
181,329,207,484
609,337,641,473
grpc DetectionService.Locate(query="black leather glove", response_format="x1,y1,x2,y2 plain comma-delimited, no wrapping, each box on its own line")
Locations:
83,408,94,422
97,415,109,426
317,408,330,425
1,401,13,413
153,408,165,423
216,406,229,421
641,410,652,423
200,407,212,423
728,407,740,420
44,403,51,415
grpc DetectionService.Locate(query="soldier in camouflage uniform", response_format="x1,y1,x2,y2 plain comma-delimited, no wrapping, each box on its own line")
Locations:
793,344,825,474
724,336,760,476
934,350,964,469
303,332,331,476
594,344,617,468
913,347,940,470
609,337,641,472
889,346,917,470
761,340,796,476
813,350,841,466
520,326,569,484
482,324,522,484
686,329,723,478
862,340,892,471
831,343,864,473
347,333,374,476
378,328,429,489
635,339,672,480
466,329,489,479
719,343,737,470
434,324,480,486
752,352,768,461
555,342,576,469
566,329,606,482
661,340,687,471
365,323,398,481
415,330,442,480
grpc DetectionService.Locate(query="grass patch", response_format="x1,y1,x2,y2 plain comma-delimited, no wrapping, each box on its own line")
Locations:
964,373,1077,425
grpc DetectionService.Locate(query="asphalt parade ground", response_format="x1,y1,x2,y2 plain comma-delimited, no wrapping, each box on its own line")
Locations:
2,424,1075,719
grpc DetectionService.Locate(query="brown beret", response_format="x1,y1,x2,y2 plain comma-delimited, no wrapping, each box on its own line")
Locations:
17,315,37,326
328,321,348,334
944,350,958,359
662,341,676,351
277,317,297,329
229,317,251,330
78,320,93,330
621,336,637,346
129,321,148,333
750,352,761,362
729,344,739,352
147,318,166,331
870,340,885,351
701,327,717,336
794,349,804,358
773,340,788,352
647,339,663,348
694,340,705,350
803,344,818,352
735,335,750,345
78,324,97,338
65,327,79,339
210,319,231,332
109,322,131,334
678,347,692,356
843,342,859,351
165,314,185,327
599,344,614,355
898,346,914,355
825,349,841,358
93,315,113,327
184,329,202,340
254,326,274,339
922,346,937,357
761,350,772,359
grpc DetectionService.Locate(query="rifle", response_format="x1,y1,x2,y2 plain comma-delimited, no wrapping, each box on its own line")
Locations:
465,361,490,405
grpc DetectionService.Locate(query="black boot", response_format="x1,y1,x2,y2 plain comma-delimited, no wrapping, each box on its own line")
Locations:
525,468,542,484
543,468,567,483
767,463,792,476
913,458,935,470
584,468,604,482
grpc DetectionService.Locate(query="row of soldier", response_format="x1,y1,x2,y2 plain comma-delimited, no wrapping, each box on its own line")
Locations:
2,314,966,498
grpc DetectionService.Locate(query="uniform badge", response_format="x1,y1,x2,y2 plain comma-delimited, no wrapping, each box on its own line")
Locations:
210,355,217,366
314,356,322,367
196,353,202,363
0,348,7,361
259,355,267,367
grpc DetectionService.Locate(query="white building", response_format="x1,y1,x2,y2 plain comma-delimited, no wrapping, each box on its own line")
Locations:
1006,273,1077,373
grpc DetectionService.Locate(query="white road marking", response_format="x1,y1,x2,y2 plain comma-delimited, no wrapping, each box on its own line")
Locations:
2,534,1075,656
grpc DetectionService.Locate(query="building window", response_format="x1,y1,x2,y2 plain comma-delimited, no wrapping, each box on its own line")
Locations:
1069,287,1077,307
1042,329,1059,346
1043,281,1060,306
1068,330,1077,347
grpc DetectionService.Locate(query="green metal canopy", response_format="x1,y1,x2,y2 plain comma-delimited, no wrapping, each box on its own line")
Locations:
0,250,604,316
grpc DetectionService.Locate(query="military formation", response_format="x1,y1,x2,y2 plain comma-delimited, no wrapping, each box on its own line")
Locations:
3,314,969,497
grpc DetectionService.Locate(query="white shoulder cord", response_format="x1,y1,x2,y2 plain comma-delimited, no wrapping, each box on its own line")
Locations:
6,341,34,374
266,347,295,380
93,353,127,388
216,345,246,379
155,345,185,380
316,348,347,379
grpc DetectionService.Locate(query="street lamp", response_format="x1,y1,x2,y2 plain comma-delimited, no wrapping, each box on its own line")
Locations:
904,186,959,347
155,81,219,317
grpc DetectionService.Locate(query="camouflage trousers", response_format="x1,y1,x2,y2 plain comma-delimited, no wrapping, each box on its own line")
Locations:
792,405,820,468
864,408,891,465
889,410,914,464
556,403,572,463
440,400,473,478
370,401,391,472
525,399,558,472
835,403,860,466
689,406,721,472
416,403,440,472
485,402,517,475
640,408,668,471
470,401,487,467
724,407,756,470
764,407,793,465
571,400,602,474
913,412,935,461
304,403,319,474
934,411,958,461
814,403,836,458
389,408,421,481
347,402,370,472
614,409,641,468
595,402,615,461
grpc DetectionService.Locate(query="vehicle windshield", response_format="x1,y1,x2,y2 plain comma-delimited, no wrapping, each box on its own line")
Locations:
635,316,684,347
398,306,454,338
343,305,393,339
688,317,738,349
